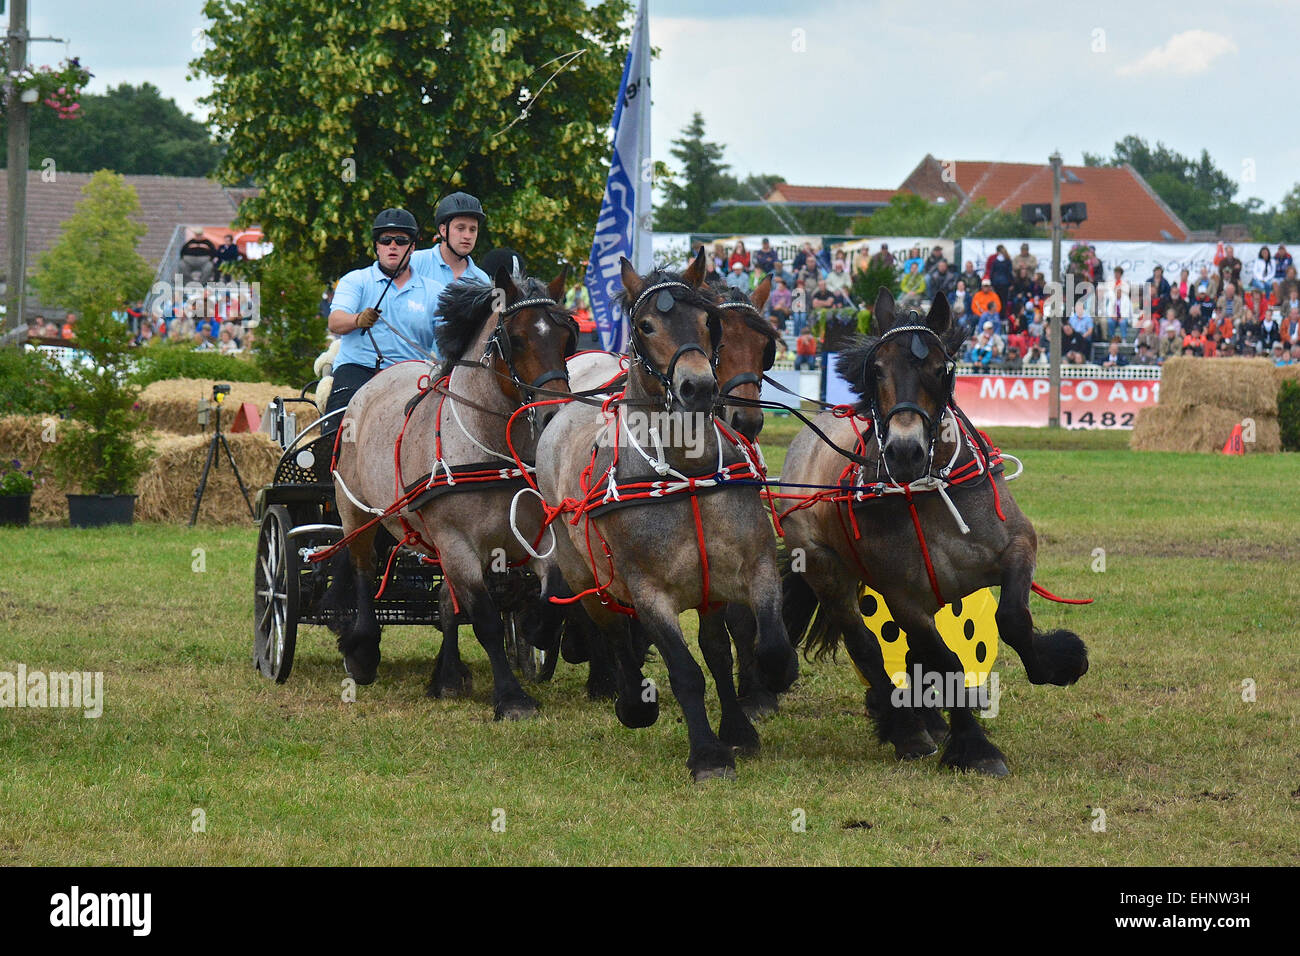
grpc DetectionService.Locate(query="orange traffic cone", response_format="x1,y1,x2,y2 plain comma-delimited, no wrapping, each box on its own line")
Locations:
1222,423,1245,455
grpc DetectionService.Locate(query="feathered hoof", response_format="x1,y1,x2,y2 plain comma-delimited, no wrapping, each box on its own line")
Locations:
494,696,540,721
690,765,737,783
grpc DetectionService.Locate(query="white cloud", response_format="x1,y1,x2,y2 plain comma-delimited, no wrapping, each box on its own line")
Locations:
1117,29,1237,76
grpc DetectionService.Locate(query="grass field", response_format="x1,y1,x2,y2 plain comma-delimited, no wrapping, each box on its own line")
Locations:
2,427,1297,865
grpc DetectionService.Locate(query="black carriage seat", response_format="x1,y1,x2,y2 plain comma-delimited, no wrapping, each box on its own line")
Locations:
273,430,338,486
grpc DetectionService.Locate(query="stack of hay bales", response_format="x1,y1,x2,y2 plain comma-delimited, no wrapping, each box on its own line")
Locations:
2,378,320,524
135,431,284,524
0,415,65,519
137,378,319,436
1131,357,1281,452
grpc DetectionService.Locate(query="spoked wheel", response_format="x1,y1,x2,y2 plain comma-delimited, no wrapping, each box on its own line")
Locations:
254,504,299,682
504,610,556,683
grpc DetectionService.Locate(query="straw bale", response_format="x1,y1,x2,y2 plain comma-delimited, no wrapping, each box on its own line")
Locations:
138,378,319,437
1131,403,1280,453
135,431,282,525
1158,358,1278,417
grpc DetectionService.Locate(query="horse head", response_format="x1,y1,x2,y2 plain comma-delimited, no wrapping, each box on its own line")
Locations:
488,263,578,432
618,246,721,415
709,275,776,441
838,287,960,484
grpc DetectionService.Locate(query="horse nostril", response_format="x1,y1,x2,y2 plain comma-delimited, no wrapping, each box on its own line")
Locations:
679,379,696,401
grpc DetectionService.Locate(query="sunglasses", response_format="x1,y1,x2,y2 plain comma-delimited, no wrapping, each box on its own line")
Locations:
377,236,413,247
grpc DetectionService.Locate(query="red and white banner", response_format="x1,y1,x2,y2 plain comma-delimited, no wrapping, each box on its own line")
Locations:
953,374,1160,429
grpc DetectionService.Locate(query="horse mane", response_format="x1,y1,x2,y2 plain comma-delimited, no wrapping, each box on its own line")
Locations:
834,318,966,405
615,267,721,319
706,279,781,345
433,276,575,379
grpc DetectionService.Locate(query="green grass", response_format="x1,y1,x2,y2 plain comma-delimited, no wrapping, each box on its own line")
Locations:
1,437,1297,865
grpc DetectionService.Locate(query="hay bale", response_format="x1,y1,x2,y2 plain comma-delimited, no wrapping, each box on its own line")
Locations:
0,415,64,520
138,378,319,437
1272,362,1300,390
1158,358,1278,416
1131,403,1280,453
135,431,283,525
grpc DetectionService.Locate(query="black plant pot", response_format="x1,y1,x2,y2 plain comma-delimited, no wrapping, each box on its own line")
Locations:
0,494,31,526
67,494,136,528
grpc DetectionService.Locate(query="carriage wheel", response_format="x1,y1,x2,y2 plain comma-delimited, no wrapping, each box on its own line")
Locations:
253,504,299,682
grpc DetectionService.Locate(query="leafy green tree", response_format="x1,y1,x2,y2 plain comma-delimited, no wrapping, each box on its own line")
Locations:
249,254,329,386
30,171,154,494
655,112,732,231
0,83,223,177
192,0,630,280
851,193,1041,239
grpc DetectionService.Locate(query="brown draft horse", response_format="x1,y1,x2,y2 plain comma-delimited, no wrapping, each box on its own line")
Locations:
535,250,798,781
778,288,1089,775
326,266,577,719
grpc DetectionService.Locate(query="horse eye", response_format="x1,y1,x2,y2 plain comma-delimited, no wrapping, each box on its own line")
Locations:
638,320,654,334
509,336,526,352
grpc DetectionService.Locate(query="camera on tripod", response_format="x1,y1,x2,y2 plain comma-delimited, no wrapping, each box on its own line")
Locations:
213,383,232,403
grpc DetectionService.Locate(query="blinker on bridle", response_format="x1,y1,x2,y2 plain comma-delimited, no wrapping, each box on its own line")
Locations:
864,312,957,467
628,280,721,409
482,293,577,428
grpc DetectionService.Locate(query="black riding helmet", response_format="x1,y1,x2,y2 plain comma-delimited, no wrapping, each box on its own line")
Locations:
371,207,419,240
479,247,526,280
433,192,486,233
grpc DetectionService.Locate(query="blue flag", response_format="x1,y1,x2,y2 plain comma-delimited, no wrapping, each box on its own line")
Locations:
585,1,651,353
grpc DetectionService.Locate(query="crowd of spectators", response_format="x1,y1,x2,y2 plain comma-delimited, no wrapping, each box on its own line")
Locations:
851,239,1299,369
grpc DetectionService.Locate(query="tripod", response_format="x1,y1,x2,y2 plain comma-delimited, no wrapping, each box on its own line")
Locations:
189,397,254,527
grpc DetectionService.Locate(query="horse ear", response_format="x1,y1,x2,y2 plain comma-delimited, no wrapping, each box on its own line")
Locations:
750,274,772,311
494,264,520,304
548,264,569,302
925,291,951,334
873,286,896,334
620,256,644,301
683,246,707,288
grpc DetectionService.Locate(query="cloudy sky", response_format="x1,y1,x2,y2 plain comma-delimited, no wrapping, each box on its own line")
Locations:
36,0,1300,207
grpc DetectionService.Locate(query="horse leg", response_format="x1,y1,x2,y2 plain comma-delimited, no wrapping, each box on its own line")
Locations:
893,606,1007,777
995,537,1089,686
699,608,760,756
443,548,539,720
638,597,735,781
797,542,936,759
338,526,382,685
730,605,779,720
426,580,471,698
747,562,799,695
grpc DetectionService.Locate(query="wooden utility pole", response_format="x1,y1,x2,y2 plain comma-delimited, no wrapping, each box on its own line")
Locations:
5,0,29,337
1048,151,1063,429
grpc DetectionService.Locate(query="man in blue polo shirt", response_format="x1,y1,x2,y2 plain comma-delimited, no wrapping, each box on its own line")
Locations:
322,208,442,433
409,191,490,295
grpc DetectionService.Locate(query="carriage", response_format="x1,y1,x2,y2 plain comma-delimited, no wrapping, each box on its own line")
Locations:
251,385,548,684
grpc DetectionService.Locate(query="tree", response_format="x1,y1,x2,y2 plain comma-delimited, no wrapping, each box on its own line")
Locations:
654,112,732,231
30,171,154,494
249,253,329,385
851,193,1041,239
192,0,630,281
0,83,224,178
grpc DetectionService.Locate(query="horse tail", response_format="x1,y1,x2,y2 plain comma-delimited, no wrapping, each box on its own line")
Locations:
781,556,841,660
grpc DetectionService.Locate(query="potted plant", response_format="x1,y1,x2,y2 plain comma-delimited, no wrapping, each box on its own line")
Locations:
30,170,154,527
0,460,35,526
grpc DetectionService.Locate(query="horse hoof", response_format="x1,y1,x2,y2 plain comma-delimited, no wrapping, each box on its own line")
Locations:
495,699,539,721
691,765,737,783
586,678,617,702
343,655,378,686
426,675,472,699
615,696,659,729
940,736,1009,776
1034,630,1089,686
920,708,950,746
894,729,939,761
740,693,779,721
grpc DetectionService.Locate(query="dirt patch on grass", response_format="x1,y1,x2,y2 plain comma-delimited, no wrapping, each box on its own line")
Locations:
1105,539,1296,562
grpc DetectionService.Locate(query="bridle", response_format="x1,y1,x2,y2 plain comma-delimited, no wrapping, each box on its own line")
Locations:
713,299,776,405
626,280,722,410
860,316,957,477
481,293,579,430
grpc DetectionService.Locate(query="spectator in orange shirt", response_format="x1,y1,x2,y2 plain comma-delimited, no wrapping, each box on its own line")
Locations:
60,311,77,340
970,278,1001,326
